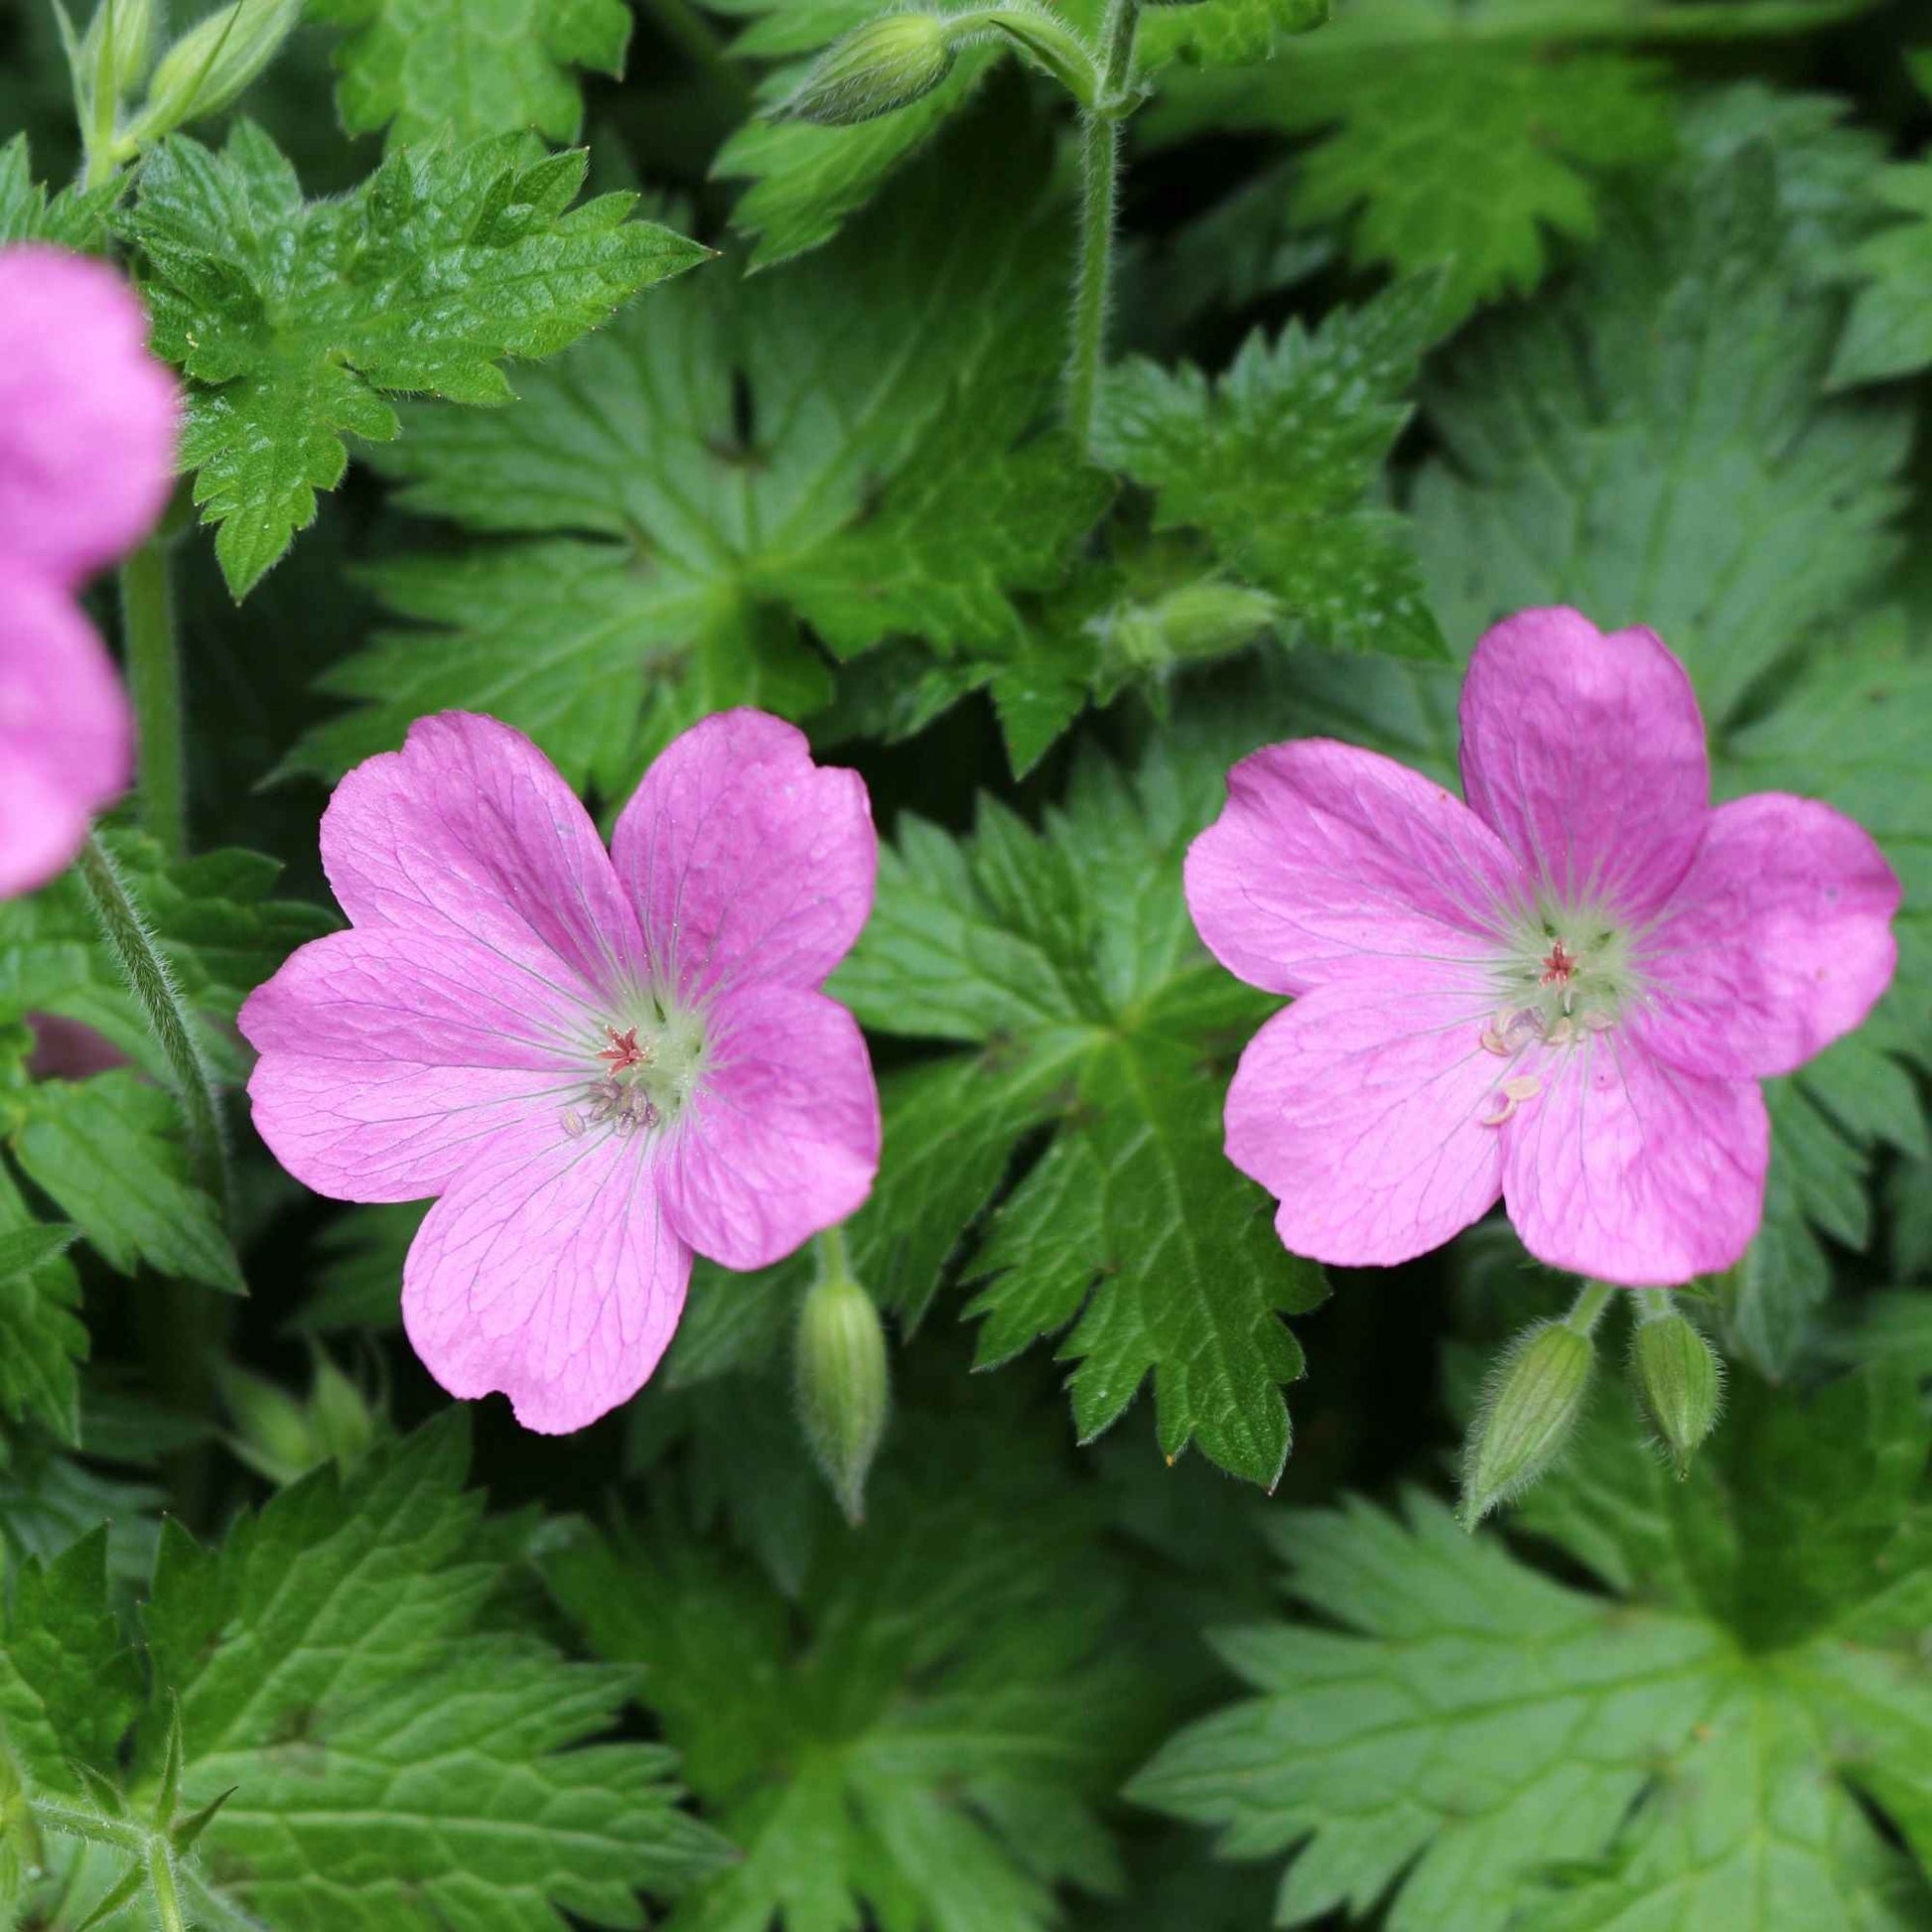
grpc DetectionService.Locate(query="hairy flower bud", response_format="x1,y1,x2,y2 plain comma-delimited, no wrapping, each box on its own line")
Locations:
778,12,956,125
1631,1307,1723,1476
140,0,301,133
1107,580,1281,672
1459,1318,1593,1528
795,1256,891,1524
80,0,161,101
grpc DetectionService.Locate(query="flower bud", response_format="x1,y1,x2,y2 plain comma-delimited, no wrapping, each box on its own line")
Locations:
794,1261,891,1525
1106,580,1281,672
140,0,300,133
777,12,956,126
81,0,161,102
1459,1318,1593,1528
1631,1309,1723,1476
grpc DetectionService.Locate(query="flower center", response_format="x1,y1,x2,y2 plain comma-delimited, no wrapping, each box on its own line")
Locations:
1483,902,1639,1054
561,998,707,1142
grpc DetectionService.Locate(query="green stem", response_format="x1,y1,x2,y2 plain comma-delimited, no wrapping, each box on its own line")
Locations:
1634,1287,1675,1324
1564,1280,1616,1337
814,1220,854,1288
73,833,228,1216
1064,0,1140,452
121,538,188,858
147,1840,187,1932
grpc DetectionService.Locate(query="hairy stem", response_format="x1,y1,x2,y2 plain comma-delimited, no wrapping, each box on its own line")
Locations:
1634,1286,1676,1324
1064,0,1140,451
1565,1280,1616,1336
74,833,228,1215
814,1219,854,1287
147,1840,187,1932
122,537,189,858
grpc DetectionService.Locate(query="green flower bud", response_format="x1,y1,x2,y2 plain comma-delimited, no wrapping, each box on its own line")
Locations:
1631,1308,1723,1476
81,0,161,102
1107,580,1281,672
140,0,300,134
795,1257,891,1525
1459,1318,1594,1528
778,12,956,126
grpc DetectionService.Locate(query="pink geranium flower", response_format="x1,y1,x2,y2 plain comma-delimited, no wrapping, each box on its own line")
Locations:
240,710,883,1431
0,244,179,897
1185,608,1900,1285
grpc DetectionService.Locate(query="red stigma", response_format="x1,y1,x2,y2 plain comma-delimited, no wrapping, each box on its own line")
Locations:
1540,939,1579,986
599,1026,643,1071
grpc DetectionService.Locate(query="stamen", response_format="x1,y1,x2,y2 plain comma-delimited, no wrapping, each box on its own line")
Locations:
1479,1073,1544,1128
561,1109,586,1140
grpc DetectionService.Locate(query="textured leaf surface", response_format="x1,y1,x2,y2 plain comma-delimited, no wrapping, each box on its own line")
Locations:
1143,0,1861,323
543,1387,1152,1932
830,715,1326,1485
1135,1367,1932,1931
284,107,1101,793
0,135,115,249
1097,275,1445,658
121,123,708,595
313,0,631,146
131,1420,732,1929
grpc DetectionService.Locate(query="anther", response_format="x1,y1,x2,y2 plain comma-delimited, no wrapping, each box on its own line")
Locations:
1479,1073,1544,1128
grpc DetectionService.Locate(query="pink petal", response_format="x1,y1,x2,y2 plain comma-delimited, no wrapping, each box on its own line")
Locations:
611,709,876,1003
321,712,644,1002
1459,608,1710,921
240,927,592,1202
1636,794,1899,1080
0,563,130,898
402,1117,690,1434
1185,740,1526,996
1502,1035,1768,1285
1224,973,1508,1266
660,983,881,1271
0,246,179,586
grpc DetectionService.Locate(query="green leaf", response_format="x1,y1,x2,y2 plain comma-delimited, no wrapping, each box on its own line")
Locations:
1833,57,1932,386
1096,275,1447,660
1143,0,1857,325
0,1215,85,1447
121,122,710,596
0,1528,141,1795
1136,0,1329,73
0,134,116,249
1133,1366,1932,1931
312,0,631,147
282,102,1098,794
831,713,1326,1486
542,1385,1154,1932
290,1200,425,1332
145,1417,732,1929
4,1074,242,1294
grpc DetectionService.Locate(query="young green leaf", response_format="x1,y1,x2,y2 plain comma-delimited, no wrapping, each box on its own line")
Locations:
0,1210,85,1447
311,0,632,147
120,122,710,596
1096,275,1447,660
542,1384,1155,1931
0,134,116,249
1134,1366,1932,1930
830,711,1326,1486
1833,57,1932,386
281,104,1101,794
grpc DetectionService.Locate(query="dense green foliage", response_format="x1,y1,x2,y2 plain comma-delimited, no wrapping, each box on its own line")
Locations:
2,0,1930,1925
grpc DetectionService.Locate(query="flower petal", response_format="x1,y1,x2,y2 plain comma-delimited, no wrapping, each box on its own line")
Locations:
1459,608,1710,919
0,565,130,898
1185,740,1525,996
611,709,876,1002
0,246,179,585
240,927,592,1202
403,1120,691,1434
321,711,643,1003
1224,974,1507,1266
1502,1035,1768,1285
1636,794,1899,1079
659,984,881,1271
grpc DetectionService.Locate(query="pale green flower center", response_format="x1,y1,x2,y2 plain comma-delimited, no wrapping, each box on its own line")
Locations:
564,995,708,1140
1489,900,1639,1047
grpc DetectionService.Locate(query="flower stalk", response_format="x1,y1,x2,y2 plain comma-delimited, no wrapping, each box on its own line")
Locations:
121,534,188,858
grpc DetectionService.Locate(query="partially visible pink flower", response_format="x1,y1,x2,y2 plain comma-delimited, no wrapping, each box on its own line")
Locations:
240,709,882,1433
0,244,179,898
1184,608,1899,1286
